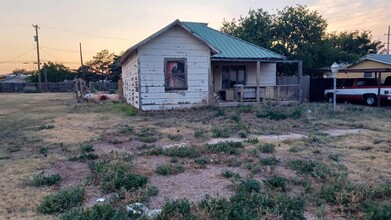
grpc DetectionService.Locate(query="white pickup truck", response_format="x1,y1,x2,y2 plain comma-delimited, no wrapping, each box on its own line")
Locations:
324,78,391,106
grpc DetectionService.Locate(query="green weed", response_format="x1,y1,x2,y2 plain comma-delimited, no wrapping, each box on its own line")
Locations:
60,204,126,220
157,199,194,220
37,187,85,214
156,164,185,175
206,141,243,155
31,172,62,187
38,124,55,130
89,161,147,192
211,127,231,138
167,134,183,141
259,156,280,166
258,143,275,153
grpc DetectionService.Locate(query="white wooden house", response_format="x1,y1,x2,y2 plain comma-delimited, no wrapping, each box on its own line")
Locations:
121,19,286,111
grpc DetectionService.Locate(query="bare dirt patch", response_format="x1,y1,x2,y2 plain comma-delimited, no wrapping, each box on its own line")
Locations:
147,166,246,209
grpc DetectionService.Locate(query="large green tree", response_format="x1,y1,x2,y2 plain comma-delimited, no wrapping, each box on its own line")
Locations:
221,8,274,49
86,49,115,75
221,5,384,77
27,62,74,82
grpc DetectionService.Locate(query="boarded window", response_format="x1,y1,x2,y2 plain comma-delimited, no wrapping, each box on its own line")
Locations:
221,66,246,89
165,58,187,90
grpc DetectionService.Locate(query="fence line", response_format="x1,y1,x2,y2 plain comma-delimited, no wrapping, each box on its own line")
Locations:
0,82,119,93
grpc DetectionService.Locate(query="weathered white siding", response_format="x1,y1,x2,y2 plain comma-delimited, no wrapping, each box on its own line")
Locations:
212,62,276,92
138,26,210,111
247,63,276,86
122,52,140,109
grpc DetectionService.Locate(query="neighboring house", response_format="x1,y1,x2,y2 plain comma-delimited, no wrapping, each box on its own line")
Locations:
0,75,27,92
0,75,27,83
121,19,288,111
337,54,391,81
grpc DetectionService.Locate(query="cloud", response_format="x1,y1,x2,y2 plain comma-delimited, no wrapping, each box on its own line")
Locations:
309,0,391,41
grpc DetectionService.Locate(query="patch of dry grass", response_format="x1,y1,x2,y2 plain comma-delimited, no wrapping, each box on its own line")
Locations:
1,93,391,219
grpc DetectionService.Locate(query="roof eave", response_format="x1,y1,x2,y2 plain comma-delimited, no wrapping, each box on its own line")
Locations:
120,19,219,65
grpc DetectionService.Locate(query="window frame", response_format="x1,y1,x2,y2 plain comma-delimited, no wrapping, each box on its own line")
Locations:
221,65,246,89
164,58,188,91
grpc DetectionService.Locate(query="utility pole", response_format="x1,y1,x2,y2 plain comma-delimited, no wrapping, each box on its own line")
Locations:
79,42,84,67
385,25,390,55
33,24,41,91
386,25,390,54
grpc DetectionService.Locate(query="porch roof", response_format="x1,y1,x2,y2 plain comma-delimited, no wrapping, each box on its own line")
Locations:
182,22,285,61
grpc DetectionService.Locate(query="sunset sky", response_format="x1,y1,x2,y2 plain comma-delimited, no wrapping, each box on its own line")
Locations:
1,0,390,75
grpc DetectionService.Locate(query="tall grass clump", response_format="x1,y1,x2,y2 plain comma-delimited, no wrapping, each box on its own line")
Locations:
37,187,85,214
89,161,147,192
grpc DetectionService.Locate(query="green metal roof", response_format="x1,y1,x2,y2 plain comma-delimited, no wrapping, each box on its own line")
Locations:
182,21,285,60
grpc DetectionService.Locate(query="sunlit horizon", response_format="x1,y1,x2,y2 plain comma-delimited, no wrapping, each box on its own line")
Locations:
1,0,390,75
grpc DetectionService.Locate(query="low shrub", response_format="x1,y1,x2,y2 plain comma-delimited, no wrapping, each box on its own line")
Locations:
167,134,183,141
119,124,134,135
239,131,248,138
37,187,85,214
258,143,275,153
39,147,48,156
156,164,185,175
256,104,303,121
69,145,98,162
328,153,341,162
206,141,243,155
244,138,259,144
259,156,280,166
265,176,287,191
38,124,55,130
136,127,158,143
199,197,231,220
32,172,62,187
200,178,306,219
194,157,209,166
211,127,230,138
288,146,301,153
222,169,240,179
157,199,194,220
231,114,241,123
194,129,207,139
163,146,201,158
287,159,339,180
61,204,126,220
89,161,147,192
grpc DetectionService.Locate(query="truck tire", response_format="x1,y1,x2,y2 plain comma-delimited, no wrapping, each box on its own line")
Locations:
364,94,377,106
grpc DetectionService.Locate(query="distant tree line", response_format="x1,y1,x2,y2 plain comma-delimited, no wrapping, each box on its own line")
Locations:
21,49,123,83
221,5,384,77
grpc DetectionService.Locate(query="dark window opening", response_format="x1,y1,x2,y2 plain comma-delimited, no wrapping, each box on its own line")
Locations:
364,72,372,78
221,66,246,89
165,58,187,90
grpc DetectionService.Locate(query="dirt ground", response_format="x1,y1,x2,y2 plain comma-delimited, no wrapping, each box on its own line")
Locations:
1,93,391,219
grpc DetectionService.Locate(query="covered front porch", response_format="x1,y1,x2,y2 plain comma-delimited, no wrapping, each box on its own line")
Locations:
211,60,304,104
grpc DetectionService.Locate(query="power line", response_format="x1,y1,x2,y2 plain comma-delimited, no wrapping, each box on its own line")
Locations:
40,48,63,61
41,25,131,41
0,24,29,28
0,48,35,64
40,45,79,53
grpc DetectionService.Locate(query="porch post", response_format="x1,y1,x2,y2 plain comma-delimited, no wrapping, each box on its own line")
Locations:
208,61,213,104
377,72,381,107
256,61,260,103
298,60,303,103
